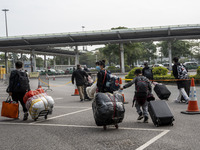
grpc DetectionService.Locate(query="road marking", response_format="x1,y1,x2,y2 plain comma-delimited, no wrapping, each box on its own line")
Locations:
0,121,168,132
136,130,170,150
29,107,92,124
0,121,170,149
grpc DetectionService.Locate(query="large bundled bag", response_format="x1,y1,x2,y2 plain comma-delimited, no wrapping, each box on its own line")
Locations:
86,84,97,99
29,98,48,119
92,92,125,126
1,96,19,119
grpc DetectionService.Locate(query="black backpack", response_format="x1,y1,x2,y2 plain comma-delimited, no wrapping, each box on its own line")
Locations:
14,71,29,92
143,68,153,80
136,76,148,98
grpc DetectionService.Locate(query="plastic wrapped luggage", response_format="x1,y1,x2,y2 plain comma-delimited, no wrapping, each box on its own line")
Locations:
29,98,47,120
92,92,125,129
148,100,174,127
154,83,171,100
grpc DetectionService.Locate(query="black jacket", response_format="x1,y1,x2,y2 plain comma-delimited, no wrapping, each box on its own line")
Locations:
7,70,30,93
97,70,108,93
142,67,153,80
72,68,88,86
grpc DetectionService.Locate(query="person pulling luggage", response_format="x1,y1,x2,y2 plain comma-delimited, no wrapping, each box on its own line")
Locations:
6,61,30,120
120,69,152,123
172,57,189,104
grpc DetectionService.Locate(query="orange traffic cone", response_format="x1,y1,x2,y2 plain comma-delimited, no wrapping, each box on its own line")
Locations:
71,85,79,96
181,78,200,114
119,78,128,104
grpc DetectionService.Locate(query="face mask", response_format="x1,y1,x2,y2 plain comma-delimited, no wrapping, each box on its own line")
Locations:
96,66,100,71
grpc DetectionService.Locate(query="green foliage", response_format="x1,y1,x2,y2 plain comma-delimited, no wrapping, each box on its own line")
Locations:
152,67,168,76
107,66,121,73
125,67,142,79
196,66,200,75
125,65,131,72
158,40,192,58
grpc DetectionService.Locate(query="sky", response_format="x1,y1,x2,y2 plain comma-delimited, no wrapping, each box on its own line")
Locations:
0,0,200,50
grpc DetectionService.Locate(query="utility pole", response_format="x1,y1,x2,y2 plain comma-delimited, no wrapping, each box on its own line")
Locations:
2,9,9,37
2,9,9,73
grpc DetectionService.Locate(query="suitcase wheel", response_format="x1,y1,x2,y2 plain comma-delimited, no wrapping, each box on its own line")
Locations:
155,123,159,127
171,123,174,126
45,115,47,119
34,118,38,121
115,124,119,129
103,126,107,130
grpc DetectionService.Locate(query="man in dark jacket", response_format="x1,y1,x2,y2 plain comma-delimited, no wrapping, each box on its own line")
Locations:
72,64,88,101
172,57,189,104
120,69,152,123
7,61,30,120
142,62,153,80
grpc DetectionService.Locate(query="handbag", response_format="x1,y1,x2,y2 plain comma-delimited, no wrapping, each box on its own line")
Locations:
1,96,19,119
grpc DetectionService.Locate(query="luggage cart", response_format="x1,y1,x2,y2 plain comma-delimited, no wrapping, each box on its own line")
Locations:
34,110,49,121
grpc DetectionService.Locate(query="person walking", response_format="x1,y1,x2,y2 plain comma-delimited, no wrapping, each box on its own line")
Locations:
96,60,111,93
120,69,152,123
6,61,30,120
172,57,189,103
72,64,88,102
142,62,153,81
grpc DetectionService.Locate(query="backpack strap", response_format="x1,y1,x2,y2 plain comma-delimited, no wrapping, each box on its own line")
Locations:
102,70,107,85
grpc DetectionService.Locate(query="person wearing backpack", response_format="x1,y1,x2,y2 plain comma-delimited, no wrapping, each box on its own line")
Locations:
120,69,152,123
72,64,88,102
172,57,189,104
7,61,30,120
142,62,153,80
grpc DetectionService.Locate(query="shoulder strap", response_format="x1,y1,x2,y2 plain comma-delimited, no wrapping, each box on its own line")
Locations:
102,70,107,84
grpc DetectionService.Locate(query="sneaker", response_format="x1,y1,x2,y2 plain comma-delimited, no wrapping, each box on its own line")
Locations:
137,115,143,120
23,112,29,121
80,99,84,102
143,116,148,123
185,100,189,104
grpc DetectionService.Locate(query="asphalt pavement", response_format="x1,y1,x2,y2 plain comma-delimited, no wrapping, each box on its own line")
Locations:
0,76,200,150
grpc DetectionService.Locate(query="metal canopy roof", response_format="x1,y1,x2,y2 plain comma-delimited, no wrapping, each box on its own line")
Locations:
1,24,200,54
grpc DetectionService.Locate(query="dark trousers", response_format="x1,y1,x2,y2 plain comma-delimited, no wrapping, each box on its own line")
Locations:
12,92,27,113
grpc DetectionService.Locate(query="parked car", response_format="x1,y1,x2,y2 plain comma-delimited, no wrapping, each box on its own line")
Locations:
47,69,57,75
183,62,198,70
154,64,164,67
65,67,74,74
56,70,65,75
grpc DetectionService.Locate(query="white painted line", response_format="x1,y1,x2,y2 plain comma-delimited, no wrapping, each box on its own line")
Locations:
29,107,92,124
54,98,63,100
0,122,168,132
136,130,170,150
54,106,91,109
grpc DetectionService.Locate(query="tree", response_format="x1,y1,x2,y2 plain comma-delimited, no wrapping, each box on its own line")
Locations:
159,40,192,59
140,42,157,62
36,56,43,69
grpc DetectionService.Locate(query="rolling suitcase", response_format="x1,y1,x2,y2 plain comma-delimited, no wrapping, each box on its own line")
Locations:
92,92,125,130
154,83,171,100
148,100,174,127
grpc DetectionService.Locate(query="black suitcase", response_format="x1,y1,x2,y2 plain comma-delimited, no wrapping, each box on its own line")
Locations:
92,92,125,129
148,100,174,127
154,84,171,100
